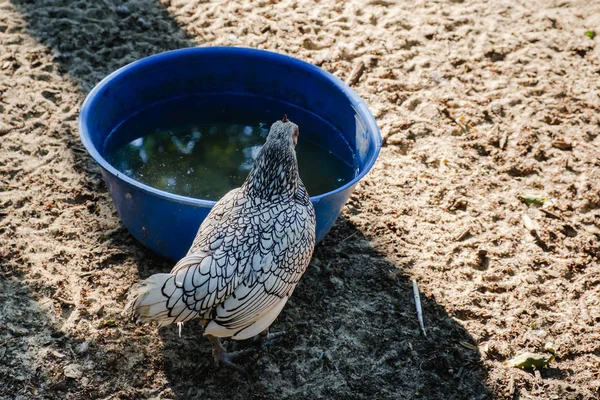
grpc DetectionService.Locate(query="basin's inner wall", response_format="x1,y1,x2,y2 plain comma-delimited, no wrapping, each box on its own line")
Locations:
87,49,378,177
102,92,355,172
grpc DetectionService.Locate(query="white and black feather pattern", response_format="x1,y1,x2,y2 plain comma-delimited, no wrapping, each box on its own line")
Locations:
127,119,316,339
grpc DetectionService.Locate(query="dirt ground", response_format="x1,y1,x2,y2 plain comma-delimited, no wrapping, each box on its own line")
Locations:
1,0,599,399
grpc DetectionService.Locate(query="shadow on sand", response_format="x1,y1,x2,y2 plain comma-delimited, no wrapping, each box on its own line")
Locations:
151,217,492,399
7,1,493,398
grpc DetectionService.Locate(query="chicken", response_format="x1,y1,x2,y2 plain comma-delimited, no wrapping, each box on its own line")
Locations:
125,115,316,368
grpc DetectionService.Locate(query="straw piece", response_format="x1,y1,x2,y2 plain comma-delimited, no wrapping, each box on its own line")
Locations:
412,279,427,337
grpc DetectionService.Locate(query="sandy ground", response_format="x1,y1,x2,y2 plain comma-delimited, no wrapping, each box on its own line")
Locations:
1,0,600,399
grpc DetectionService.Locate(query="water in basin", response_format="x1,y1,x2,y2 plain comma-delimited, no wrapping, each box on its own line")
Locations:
103,96,357,200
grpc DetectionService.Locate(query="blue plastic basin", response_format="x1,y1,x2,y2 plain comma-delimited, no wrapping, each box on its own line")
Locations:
79,47,381,261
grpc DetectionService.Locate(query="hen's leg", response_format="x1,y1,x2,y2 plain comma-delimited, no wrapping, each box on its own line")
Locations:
206,335,254,371
253,328,286,347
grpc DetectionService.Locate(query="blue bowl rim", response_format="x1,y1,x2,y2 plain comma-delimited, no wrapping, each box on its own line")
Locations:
78,46,382,206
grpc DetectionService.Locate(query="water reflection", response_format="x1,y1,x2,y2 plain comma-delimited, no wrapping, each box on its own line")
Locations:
106,122,356,200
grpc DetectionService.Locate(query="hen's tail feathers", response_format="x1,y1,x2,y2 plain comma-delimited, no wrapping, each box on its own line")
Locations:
123,273,196,327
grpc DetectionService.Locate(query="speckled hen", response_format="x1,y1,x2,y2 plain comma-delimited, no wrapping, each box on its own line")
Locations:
126,116,316,368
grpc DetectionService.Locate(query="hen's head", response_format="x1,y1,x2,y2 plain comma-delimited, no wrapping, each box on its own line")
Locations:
243,115,301,199
267,114,299,147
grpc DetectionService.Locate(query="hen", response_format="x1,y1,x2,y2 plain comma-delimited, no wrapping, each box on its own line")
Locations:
126,115,316,368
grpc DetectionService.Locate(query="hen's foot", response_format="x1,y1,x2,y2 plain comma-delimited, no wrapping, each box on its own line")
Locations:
207,335,254,371
253,328,286,348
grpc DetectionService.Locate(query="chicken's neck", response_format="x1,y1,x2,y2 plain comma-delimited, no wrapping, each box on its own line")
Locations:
243,140,299,200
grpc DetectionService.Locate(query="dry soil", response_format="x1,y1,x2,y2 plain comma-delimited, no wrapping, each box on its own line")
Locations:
1,0,599,399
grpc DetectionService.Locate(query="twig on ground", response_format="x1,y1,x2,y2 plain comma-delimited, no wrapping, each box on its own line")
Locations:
342,230,360,241
498,129,508,149
508,374,515,396
572,271,600,286
454,227,471,242
439,107,469,134
78,271,102,278
522,213,549,251
539,208,562,220
412,279,427,337
55,297,76,306
578,297,591,323
346,60,365,86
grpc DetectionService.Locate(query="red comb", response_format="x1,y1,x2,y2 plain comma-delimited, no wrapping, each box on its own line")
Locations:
282,114,288,122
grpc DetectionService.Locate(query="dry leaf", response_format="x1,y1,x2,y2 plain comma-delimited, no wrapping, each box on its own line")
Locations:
505,352,554,369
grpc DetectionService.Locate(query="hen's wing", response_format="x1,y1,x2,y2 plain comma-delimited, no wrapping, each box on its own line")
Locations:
164,188,252,318
163,185,315,333
205,186,315,338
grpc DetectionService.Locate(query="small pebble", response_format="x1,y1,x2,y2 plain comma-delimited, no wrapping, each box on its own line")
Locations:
7,323,29,335
544,342,556,354
430,71,446,83
329,276,344,290
115,5,130,16
137,17,151,29
0,121,11,136
49,349,67,359
491,103,505,116
64,363,83,379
